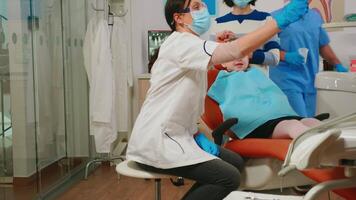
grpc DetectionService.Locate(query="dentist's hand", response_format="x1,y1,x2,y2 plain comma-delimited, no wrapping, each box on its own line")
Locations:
273,0,308,30
285,51,305,66
335,64,349,72
216,30,237,43
194,133,220,156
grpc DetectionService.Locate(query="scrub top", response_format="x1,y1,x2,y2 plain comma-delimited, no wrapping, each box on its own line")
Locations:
127,32,219,169
208,67,297,139
270,9,330,94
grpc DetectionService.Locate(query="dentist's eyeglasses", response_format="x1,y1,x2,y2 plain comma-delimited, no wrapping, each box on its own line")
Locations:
170,1,207,25
179,2,207,13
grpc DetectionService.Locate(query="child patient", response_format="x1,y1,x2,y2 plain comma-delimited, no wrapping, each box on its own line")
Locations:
208,56,321,140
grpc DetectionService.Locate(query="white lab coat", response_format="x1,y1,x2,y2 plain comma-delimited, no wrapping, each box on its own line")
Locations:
111,17,133,132
127,32,218,169
83,18,117,153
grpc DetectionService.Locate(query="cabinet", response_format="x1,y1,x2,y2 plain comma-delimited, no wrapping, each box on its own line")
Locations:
137,74,151,109
322,22,356,29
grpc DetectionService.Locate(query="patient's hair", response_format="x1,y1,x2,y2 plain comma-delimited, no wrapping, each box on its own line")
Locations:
224,0,257,8
165,0,191,31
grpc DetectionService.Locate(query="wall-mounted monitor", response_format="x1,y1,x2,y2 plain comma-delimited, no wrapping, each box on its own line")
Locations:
148,30,171,65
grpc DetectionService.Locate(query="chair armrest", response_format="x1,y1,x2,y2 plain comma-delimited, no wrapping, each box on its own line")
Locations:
314,113,330,121
212,118,238,145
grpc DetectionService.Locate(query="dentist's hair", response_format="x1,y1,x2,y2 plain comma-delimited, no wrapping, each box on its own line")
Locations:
224,0,257,8
165,0,191,31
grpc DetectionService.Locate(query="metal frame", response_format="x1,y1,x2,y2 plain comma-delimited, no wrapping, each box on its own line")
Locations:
304,176,356,200
84,155,125,179
84,0,129,179
91,0,127,27
154,179,162,200
0,13,11,178
0,15,7,21
116,160,168,200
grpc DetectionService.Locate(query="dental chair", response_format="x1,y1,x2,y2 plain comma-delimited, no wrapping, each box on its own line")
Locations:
201,69,356,199
280,113,356,200
201,68,314,190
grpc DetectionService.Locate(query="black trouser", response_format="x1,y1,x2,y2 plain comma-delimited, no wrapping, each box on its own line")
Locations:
138,147,245,200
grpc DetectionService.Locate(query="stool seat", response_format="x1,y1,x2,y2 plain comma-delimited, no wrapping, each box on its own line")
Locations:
116,160,175,179
116,160,176,200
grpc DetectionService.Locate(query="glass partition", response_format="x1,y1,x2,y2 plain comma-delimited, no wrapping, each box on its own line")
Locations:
0,0,11,181
31,0,69,193
0,0,90,198
32,0,90,195
3,0,38,199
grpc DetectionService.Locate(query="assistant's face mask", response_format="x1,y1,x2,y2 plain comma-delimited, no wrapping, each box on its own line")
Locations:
187,6,211,36
233,0,252,8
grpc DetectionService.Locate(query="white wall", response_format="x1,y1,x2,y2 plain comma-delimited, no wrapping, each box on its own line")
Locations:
329,0,356,66
345,0,356,15
131,0,168,74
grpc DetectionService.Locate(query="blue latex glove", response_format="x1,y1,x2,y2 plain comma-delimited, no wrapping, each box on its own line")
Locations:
335,64,349,72
285,51,305,66
273,0,308,30
194,133,220,156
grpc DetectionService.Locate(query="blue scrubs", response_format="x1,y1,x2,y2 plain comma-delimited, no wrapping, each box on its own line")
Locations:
270,9,330,117
208,68,297,139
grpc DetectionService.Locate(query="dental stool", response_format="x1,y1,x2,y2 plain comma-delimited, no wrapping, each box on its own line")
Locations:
116,160,177,200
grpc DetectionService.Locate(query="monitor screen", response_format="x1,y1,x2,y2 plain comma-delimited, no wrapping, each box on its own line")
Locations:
148,30,171,64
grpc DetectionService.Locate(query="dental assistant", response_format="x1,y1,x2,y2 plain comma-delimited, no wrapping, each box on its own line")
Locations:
270,0,348,117
126,0,308,199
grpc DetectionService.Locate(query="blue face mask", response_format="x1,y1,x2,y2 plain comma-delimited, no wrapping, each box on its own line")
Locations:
233,0,252,8
188,7,211,36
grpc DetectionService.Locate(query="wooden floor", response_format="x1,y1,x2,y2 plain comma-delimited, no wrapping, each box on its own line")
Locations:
0,158,87,200
57,164,345,200
57,164,193,200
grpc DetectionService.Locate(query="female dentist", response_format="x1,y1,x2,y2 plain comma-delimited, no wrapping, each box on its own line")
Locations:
127,0,308,199
270,0,349,118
